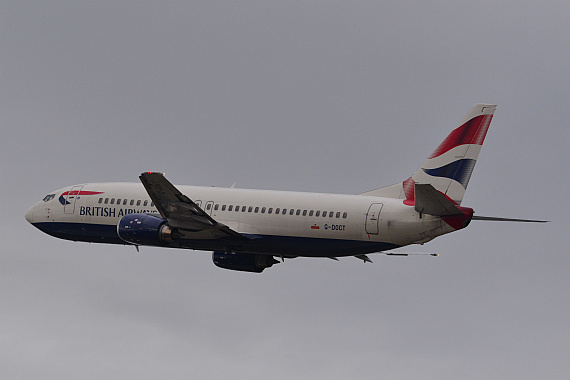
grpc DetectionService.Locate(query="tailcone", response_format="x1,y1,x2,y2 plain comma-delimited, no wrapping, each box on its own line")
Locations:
442,206,474,230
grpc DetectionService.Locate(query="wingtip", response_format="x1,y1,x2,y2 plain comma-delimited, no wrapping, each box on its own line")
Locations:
141,172,165,176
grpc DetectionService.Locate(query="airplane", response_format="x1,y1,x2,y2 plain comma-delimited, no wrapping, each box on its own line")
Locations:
25,104,547,272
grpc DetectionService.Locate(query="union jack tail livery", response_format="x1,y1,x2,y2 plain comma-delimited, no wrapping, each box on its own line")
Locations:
362,104,496,205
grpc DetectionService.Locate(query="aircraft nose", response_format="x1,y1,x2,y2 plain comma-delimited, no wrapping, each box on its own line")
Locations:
25,206,34,224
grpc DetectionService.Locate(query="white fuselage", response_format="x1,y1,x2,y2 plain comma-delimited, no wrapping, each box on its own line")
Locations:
26,182,456,257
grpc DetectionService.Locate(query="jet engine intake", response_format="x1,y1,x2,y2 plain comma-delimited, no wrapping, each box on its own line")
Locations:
117,213,174,246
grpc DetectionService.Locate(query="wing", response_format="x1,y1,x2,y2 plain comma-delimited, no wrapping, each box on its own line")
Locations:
139,172,248,241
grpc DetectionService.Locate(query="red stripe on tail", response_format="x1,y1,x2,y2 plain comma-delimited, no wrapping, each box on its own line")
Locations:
428,114,493,158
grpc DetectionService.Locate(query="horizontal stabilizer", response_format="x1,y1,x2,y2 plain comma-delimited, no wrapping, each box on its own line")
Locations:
414,183,463,216
472,215,549,223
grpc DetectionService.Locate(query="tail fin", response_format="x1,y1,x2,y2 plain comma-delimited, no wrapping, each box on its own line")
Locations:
361,104,496,205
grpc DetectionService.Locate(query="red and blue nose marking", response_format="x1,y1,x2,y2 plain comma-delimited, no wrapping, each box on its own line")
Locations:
59,191,104,205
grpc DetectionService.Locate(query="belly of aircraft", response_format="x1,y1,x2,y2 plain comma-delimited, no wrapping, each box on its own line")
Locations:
31,221,399,257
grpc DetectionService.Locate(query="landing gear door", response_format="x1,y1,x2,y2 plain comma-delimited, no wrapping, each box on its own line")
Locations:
365,203,383,235
64,185,83,214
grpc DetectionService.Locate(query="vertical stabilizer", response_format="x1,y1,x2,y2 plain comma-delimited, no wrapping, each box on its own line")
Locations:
361,104,496,205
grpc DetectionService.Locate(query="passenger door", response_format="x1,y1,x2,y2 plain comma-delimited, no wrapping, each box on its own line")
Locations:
365,203,383,235
64,185,83,214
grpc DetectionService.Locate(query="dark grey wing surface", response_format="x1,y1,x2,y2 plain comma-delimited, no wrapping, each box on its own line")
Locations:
139,172,248,241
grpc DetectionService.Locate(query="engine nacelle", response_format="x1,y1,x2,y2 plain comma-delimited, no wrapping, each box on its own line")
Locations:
117,213,174,246
212,251,278,273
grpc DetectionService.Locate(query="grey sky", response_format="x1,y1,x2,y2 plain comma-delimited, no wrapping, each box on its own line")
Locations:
1,2,567,379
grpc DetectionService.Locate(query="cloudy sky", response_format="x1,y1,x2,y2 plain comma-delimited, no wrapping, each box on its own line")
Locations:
1,2,567,379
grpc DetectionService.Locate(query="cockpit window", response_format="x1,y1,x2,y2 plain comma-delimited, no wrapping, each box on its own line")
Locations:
43,194,55,202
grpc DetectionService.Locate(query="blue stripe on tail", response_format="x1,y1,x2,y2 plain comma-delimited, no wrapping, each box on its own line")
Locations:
422,159,476,189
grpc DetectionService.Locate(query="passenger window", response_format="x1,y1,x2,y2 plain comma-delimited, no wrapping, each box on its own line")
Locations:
206,203,211,210
302,210,307,216
282,209,287,215
137,200,141,206
222,205,226,211
254,207,258,213
110,199,115,205
336,212,340,218
248,206,253,212
214,204,219,211
322,210,326,217
105,198,109,204
144,200,148,206
98,198,103,204
316,210,320,217
296,209,301,216
309,210,313,216
228,205,233,211
149,201,153,206
195,200,202,207
116,199,121,204
130,199,134,206
261,207,266,213
289,209,294,215
242,206,246,212
343,212,348,219
268,208,272,214
329,211,334,217
124,199,128,205
275,208,280,214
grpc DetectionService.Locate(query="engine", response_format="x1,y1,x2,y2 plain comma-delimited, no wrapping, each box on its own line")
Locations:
117,213,175,246
212,251,279,273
